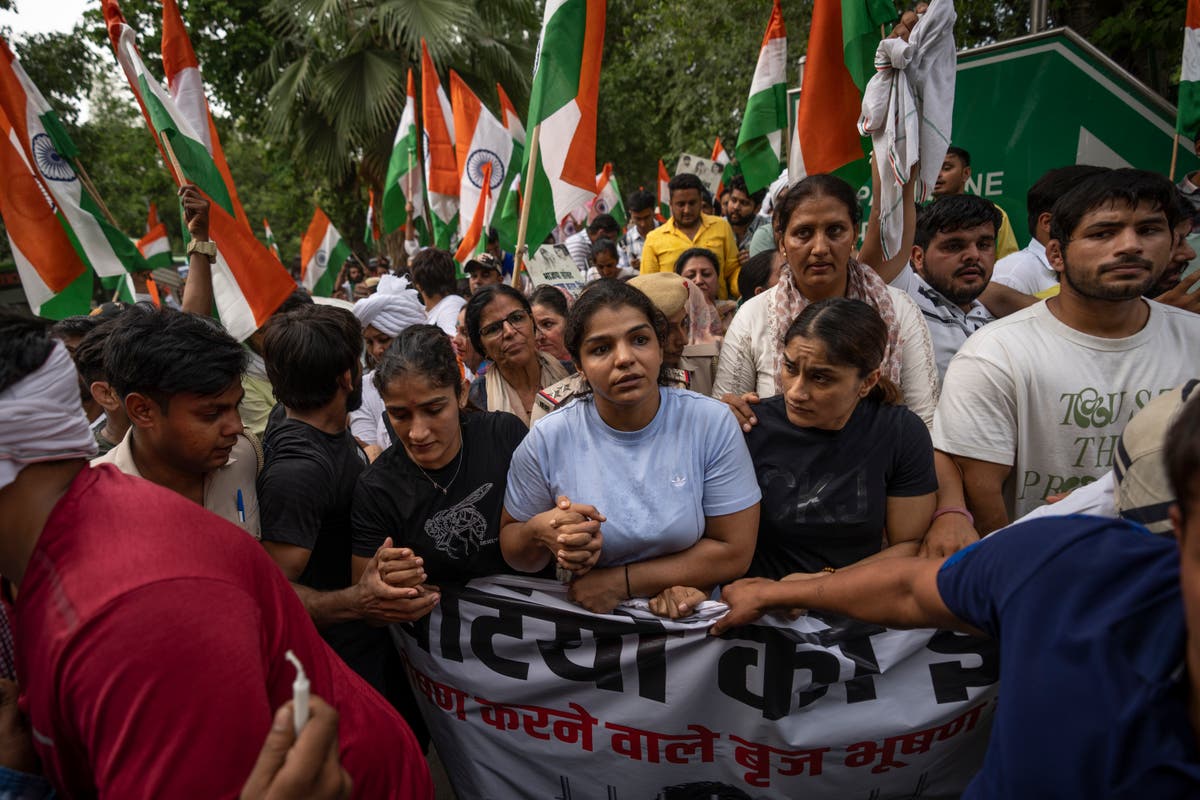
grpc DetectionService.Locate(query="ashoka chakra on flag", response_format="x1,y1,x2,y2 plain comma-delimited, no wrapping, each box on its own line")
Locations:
32,134,76,183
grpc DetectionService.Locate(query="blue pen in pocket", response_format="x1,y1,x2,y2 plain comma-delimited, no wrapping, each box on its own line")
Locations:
236,489,246,524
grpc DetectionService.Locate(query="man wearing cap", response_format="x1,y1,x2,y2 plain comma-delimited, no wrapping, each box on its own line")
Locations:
350,289,427,455
465,252,505,295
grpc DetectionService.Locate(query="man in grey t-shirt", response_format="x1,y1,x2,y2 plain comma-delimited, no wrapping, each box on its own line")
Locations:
891,195,999,382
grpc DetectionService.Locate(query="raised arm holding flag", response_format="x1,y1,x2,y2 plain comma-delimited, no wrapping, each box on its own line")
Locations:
101,0,294,341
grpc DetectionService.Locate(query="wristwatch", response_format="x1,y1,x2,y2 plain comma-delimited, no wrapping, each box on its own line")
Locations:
187,239,217,261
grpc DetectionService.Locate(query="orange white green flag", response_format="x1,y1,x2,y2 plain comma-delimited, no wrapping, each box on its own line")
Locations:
137,204,172,270
421,40,459,250
263,218,280,261
736,0,787,193
491,83,526,253
381,68,428,244
791,0,893,180
519,0,606,257
451,71,511,251
161,0,250,231
300,207,350,298
1179,0,1200,140
103,0,295,340
0,108,92,317
589,163,624,227
656,159,670,221
454,161,493,263
0,35,146,292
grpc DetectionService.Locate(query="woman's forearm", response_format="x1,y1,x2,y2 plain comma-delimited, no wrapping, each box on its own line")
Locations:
500,520,553,573
627,535,752,598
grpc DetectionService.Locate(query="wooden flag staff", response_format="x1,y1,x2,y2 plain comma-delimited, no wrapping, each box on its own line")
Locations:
512,122,542,287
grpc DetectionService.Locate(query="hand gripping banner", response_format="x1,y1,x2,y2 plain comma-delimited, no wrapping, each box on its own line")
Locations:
394,576,998,799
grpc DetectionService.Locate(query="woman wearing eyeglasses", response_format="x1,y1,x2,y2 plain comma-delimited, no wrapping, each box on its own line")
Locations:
466,284,572,427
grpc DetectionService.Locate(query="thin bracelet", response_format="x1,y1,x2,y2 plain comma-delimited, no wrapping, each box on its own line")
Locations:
821,566,836,574
931,506,975,526
624,563,632,599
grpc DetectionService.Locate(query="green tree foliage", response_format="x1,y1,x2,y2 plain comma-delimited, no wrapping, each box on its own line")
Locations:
598,0,815,194
0,0,1191,276
259,0,539,190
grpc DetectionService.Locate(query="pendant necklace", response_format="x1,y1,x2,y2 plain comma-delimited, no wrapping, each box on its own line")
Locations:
416,432,464,496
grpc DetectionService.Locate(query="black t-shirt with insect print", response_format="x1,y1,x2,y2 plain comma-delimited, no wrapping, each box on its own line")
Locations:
352,410,534,584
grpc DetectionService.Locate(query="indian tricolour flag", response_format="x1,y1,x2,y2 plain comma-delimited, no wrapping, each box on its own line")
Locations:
162,0,250,231
137,204,172,270
589,163,625,227
451,71,512,253
454,161,494,263
421,40,459,250
103,0,295,341
1179,0,1200,141
0,36,146,288
382,68,428,243
791,0,893,181
491,83,526,253
711,137,732,197
263,217,280,261
656,159,670,221
519,0,606,259
736,0,787,194
300,207,350,297
0,107,92,317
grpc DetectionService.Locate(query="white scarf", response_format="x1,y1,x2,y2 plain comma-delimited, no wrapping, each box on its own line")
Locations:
0,342,98,489
858,0,957,259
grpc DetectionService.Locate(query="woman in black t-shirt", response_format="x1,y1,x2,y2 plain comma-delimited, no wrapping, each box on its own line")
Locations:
350,325,529,614
742,298,937,579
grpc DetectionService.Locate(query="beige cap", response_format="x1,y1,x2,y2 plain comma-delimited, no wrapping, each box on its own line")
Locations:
1115,379,1200,533
628,272,689,317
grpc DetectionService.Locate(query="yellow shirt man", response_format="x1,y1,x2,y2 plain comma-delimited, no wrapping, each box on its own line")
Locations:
640,176,741,299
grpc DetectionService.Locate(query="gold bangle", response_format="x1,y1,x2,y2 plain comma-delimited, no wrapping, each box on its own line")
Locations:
821,566,836,574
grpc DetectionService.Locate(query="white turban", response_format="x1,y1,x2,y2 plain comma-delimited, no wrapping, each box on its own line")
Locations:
0,341,98,490
353,289,426,337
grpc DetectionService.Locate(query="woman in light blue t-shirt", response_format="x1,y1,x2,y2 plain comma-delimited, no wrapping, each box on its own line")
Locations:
501,279,761,617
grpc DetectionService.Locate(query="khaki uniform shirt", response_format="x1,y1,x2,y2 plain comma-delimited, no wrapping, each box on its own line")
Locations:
93,428,262,538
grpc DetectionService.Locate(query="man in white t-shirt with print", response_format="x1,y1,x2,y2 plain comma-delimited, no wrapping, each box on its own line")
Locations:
934,168,1200,532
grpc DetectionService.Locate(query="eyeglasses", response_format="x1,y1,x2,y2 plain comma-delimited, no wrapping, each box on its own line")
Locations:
480,310,530,340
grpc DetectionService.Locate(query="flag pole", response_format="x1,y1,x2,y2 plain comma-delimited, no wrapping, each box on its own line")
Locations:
70,157,121,229
1170,134,1181,181
158,131,185,186
512,122,542,287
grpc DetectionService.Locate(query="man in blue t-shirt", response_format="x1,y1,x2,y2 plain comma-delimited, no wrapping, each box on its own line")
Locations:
713,392,1200,797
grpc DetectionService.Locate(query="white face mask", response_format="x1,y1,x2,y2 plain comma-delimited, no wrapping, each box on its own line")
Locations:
0,342,97,490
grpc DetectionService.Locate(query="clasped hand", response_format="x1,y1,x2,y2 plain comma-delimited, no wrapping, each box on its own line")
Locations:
531,495,605,576
357,537,439,623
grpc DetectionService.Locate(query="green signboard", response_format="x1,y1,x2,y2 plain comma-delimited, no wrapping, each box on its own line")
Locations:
788,28,1197,245
954,28,1197,243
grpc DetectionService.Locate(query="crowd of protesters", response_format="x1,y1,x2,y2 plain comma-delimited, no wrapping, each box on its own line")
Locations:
3,137,1200,798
